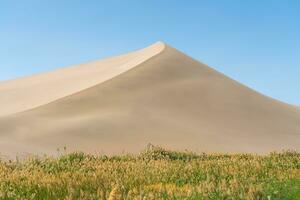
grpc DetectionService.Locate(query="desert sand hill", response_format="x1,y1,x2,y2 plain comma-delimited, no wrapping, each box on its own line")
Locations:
0,42,299,157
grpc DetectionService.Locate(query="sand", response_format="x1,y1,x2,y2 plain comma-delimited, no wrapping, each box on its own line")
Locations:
0,42,299,157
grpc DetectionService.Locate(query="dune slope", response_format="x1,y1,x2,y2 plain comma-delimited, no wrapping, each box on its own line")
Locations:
0,43,299,156
0,42,165,117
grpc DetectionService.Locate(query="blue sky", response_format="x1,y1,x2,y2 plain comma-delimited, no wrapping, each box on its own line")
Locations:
0,0,299,105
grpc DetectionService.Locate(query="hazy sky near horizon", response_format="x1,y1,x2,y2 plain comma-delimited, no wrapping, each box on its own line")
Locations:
0,1,299,104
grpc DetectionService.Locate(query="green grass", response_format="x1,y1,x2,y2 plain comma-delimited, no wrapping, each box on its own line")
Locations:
264,179,300,200
0,145,299,199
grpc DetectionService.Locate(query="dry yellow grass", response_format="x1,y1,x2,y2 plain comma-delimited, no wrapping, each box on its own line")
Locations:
0,146,299,199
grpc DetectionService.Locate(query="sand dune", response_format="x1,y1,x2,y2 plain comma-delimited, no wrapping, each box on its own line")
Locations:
0,42,299,157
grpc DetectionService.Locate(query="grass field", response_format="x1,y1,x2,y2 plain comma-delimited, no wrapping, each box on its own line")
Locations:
0,145,299,200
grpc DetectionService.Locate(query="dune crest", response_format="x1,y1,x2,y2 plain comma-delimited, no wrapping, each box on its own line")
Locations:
0,42,165,117
0,42,299,157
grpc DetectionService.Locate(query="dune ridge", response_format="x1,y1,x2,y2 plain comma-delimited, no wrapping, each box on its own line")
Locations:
0,42,165,117
0,42,299,157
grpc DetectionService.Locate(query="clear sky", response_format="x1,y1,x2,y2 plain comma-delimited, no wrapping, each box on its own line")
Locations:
0,1,299,105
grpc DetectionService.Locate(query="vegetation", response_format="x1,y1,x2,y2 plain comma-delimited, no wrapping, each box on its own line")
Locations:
0,145,299,200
